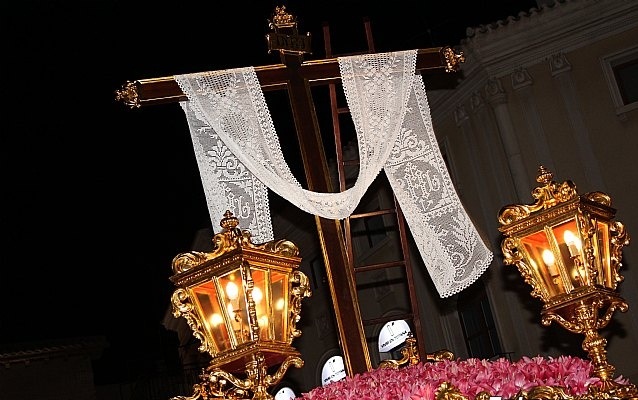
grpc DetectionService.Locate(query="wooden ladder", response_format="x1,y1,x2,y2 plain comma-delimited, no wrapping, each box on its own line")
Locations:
322,18,427,366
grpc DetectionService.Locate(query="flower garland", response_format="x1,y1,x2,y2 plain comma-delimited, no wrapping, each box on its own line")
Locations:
297,355,629,400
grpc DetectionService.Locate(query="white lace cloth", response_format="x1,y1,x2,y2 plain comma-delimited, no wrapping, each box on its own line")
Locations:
176,50,492,297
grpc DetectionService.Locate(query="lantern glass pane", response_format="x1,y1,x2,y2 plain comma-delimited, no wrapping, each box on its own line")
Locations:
520,230,564,296
271,271,288,342
218,270,250,345
192,280,232,353
595,220,612,288
251,267,270,340
552,220,587,289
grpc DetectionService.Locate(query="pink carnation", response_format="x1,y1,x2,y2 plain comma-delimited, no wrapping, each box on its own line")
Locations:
296,355,606,400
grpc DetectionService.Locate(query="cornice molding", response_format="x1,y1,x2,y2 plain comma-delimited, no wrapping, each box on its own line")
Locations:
428,0,637,122
461,0,638,78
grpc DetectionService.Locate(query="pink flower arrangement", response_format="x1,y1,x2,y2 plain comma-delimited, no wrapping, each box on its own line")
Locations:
298,355,628,399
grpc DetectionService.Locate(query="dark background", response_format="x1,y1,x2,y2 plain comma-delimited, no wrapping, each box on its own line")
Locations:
1,0,537,384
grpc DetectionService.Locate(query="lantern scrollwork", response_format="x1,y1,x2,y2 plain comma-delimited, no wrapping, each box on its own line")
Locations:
169,210,311,400
498,166,637,399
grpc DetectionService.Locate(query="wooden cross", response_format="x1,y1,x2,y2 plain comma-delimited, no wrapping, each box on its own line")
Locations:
115,5,464,376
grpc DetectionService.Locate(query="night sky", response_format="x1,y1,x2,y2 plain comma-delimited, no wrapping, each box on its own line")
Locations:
1,0,538,384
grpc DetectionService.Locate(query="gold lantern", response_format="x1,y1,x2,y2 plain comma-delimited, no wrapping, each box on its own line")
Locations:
498,166,637,399
169,210,311,400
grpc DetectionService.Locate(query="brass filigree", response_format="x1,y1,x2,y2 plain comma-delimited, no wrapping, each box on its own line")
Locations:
171,288,216,354
379,335,454,371
426,348,455,362
289,270,310,340
498,166,578,227
265,5,312,55
170,210,310,400
378,335,422,369
269,5,296,30
498,167,638,400
436,381,468,399
170,355,304,400
172,210,301,275
610,220,630,289
442,46,465,73
114,81,140,109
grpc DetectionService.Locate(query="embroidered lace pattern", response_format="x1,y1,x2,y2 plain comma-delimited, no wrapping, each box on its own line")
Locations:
179,102,274,243
175,49,492,297
380,75,493,296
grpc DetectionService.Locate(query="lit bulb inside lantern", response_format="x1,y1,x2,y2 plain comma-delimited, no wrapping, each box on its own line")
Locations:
210,313,224,327
252,287,263,304
563,230,582,257
542,249,559,276
259,315,269,327
275,298,285,311
226,281,239,300
542,249,555,266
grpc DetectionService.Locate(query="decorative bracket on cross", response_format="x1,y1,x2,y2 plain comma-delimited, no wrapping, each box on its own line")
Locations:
265,5,312,56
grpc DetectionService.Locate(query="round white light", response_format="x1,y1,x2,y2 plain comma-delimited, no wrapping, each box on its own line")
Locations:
210,313,224,327
274,386,296,400
378,320,411,352
226,281,239,300
252,287,263,304
321,355,346,386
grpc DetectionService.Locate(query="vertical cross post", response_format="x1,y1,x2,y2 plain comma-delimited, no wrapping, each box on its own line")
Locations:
270,6,372,374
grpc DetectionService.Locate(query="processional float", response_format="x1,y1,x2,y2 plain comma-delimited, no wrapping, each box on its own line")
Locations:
116,5,638,400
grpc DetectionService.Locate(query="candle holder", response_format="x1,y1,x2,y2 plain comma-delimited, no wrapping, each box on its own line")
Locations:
498,166,637,399
169,211,311,400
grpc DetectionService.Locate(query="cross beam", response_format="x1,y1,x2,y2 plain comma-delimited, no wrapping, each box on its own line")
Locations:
115,47,463,108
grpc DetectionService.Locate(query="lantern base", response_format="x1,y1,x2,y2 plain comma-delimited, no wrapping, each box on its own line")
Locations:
171,353,304,400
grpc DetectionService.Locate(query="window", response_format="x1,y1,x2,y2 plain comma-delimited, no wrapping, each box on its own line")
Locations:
457,279,503,360
613,59,638,105
601,45,638,115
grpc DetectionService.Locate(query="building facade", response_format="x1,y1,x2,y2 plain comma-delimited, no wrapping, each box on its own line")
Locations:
423,0,638,382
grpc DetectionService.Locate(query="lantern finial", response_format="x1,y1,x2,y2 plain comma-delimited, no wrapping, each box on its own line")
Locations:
536,165,553,184
220,209,240,231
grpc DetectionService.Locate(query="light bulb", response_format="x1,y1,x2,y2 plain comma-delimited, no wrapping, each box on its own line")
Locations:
210,313,224,327
563,230,582,256
541,249,559,276
226,281,239,300
252,287,263,304
275,298,285,310
542,249,555,266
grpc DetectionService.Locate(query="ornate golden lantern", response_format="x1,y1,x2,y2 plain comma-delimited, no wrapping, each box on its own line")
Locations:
498,166,637,399
169,211,311,400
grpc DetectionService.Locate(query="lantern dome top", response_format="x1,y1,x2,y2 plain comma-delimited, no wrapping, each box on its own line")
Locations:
499,166,581,227
171,210,300,275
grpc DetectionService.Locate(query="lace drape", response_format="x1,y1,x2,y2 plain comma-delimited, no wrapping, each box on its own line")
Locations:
176,49,492,297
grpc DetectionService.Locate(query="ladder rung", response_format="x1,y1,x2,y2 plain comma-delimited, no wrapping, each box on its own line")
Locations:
341,159,359,167
363,312,414,327
354,260,406,273
324,18,426,362
350,208,396,219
